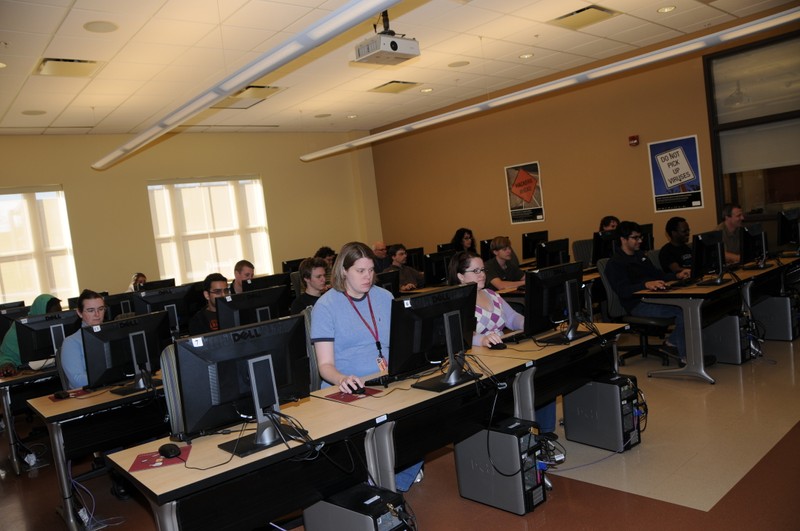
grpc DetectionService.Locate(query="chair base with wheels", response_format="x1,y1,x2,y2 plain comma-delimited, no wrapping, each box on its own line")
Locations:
618,315,678,366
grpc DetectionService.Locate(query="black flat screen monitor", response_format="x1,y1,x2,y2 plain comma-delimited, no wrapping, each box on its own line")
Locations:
521,230,549,261
385,283,479,392
375,269,400,297
16,310,82,366
281,258,305,274
404,247,425,273
690,230,729,286
423,251,454,286
169,314,310,442
141,278,176,291
535,238,570,269
591,231,617,265
132,282,205,335
1,305,30,341
638,223,655,252
777,208,800,249
479,239,493,262
524,261,589,344
0,301,25,310
83,311,172,394
741,223,771,269
437,242,454,252
103,292,136,321
216,285,291,330
241,273,291,292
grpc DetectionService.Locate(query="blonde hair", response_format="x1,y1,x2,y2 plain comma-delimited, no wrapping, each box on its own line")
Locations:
331,242,375,292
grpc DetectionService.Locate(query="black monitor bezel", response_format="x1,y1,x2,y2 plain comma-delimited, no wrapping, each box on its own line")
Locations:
535,238,570,269
16,310,82,365
216,285,291,330
521,230,549,261
375,269,400,297
524,261,586,343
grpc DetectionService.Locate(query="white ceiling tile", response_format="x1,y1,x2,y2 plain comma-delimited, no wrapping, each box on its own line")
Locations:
44,35,124,62
224,1,311,31
115,41,189,64
0,1,68,33
133,18,216,46
512,0,594,22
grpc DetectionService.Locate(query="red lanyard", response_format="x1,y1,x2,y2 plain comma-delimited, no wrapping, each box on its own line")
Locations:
345,292,384,360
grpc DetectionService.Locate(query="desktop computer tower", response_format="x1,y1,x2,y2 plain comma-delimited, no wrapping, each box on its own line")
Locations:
563,374,641,453
702,315,748,364
751,296,799,341
453,418,546,515
303,483,410,531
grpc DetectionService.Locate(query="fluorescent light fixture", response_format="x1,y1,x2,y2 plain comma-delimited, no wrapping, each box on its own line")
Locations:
301,6,800,162
92,0,401,170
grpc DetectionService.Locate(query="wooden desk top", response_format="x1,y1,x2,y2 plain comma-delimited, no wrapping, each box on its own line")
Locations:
639,262,786,299
107,397,380,504
0,368,58,389
27,385,163,423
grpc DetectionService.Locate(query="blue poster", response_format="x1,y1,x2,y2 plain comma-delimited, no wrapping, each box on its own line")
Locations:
648,135,703,212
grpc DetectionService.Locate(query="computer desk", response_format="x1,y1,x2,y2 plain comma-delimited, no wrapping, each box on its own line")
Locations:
640,260,793,384
317,322,624,492
28,386,170,531
105,397,381,531
1,368,60,475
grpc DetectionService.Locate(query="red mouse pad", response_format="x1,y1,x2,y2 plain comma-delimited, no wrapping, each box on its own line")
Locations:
326,388,381,403
129,446,192,472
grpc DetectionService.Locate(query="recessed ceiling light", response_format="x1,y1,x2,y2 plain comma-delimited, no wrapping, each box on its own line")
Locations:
0,62,6,69
519,53,534,59
657,6,676,14
347,114,358,119
314,113,331,118
22,110,46,116
420,87,433,93
83,20,119,33
448,61,470,68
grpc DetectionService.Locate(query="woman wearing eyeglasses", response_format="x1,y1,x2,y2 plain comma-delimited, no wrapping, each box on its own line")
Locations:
448,251,556,434
450,227,477,253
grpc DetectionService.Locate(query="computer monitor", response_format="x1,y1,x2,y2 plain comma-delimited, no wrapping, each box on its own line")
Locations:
776,208,800,251
141,278,176,291
479,239,493,262
690,230,729,286
423,251,454,287
281,258,306,274
83,311,172,394
386,283,479,393
523,261,590,345
132,282,206,335
404,247,425,273
0,305,29,341
437,242,454,252
16,310,82,366
375,269,400,297
103,292,136,321
216,285,291,330
741,223,771,269
241,273,291,292
0,301,24,310
638,223,655,252
521,230,549,261
535,238,570,269
591,231,618,265
168,314,310,444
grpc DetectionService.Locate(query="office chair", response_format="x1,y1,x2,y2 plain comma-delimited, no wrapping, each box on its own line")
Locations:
55,347,69,391
646,249,663,272
572,238,593,267
302,306,322,391
596,258,677,366
290,270,303,298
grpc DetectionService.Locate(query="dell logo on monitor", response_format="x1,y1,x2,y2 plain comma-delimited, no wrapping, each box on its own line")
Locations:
232,329,262,342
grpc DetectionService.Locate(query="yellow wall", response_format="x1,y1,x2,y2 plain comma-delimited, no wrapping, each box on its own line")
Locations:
0,132,378,294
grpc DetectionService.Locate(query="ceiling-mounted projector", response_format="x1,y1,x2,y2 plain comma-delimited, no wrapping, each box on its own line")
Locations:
355,34,420,65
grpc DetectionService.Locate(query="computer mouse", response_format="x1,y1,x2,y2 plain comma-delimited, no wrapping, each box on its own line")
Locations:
489,342,507,350
158,443,182,459
351,386,366,395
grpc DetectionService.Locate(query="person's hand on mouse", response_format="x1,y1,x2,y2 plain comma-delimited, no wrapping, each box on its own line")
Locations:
0,363,17,377
481,332,502,348
645,280,667,291
338,374,364,394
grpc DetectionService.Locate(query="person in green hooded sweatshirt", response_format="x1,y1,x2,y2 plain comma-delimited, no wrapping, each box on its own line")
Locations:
0,294,62,377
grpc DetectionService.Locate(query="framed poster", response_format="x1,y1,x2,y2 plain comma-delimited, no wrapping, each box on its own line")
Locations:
648,135,703,212
505,161,545,224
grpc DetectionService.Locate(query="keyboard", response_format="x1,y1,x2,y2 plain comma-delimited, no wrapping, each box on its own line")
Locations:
668,277,698,289
502,331,527,344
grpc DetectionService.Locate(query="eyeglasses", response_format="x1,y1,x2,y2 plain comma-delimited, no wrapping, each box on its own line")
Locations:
628,235,643,241
463,267,486,274
209,288,231,295
463,236,473,240
83,306,107,314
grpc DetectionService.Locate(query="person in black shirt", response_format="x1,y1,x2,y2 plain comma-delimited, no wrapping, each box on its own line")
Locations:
605,221,690,362
188,273,228,335
659,216,692,275
290,257,327,314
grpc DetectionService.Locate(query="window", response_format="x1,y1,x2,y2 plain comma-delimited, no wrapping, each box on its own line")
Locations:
147,177,273,284
706,33,800,216
0,188,79,304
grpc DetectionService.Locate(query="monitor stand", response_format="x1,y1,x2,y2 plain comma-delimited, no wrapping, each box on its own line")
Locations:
218,416,303,458
111,377,162,396
411,353,480,392
697,274,730,286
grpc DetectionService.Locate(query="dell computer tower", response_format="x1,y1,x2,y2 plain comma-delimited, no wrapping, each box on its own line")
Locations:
303,483,410,531
702,314,748,364
563,374,641,453
752,296,799,341
454,418,546,515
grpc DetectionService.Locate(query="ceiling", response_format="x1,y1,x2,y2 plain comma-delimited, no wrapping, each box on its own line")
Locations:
0,0,797,138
